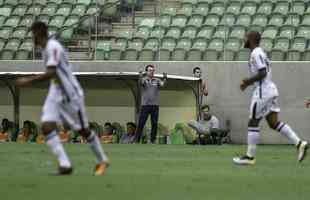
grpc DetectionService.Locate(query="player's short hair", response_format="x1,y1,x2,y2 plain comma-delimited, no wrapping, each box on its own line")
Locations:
104,122,112,127
193,67,201,74
250,31,261,45
126,122,136,128
145,64,155,71
201,105,210,112
31,21,48,35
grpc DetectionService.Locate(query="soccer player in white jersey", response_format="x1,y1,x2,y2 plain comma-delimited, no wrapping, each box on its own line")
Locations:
233,31,308,165
16,21,109,175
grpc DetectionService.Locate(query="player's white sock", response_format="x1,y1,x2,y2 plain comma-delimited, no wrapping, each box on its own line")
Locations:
276,122,300,145
246,127,260,158
87,131,108,163
46,130,71,168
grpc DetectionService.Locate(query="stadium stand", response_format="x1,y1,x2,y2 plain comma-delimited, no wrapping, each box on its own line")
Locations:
1,0,310,60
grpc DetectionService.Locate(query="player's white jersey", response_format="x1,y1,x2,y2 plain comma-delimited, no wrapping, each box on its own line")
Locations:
42,37,83,102
41,37,88,130
248,47,280,119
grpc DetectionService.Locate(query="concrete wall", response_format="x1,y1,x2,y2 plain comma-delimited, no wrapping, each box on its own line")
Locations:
1,61,310,144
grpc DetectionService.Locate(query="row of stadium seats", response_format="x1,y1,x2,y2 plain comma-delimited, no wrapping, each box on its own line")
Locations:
0,0,99,6
95,37,310,61
138,14,310,30
174,0,310,17
120,24,310,41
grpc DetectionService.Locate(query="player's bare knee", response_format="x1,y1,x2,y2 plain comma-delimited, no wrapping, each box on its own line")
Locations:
41,122,57,135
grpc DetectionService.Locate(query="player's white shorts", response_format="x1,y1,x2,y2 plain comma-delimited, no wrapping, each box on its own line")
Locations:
41,84,89,131
249,83,280,119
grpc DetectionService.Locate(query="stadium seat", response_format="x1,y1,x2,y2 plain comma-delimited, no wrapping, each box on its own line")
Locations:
117,29,133,41
203,49,219,61
123,49,139,61
0,26,13,39
0,49,14,60
273,0,289,15
161,7,177,16
0,5,12,17
301,14,310,26
3,15,20,28
19,38,33,51
171,14,188,28
158,49,171,61
261,25,278,39
138,18,155,29
4,38,20,51
197,25,214,39
12,4,27,16
63,15,80,27
150,26,165,39
290,0,305,14
193,2,209,16
226,1,241,15
219,13,235,27
161,37,176,51
102,0,119,18
204,14,220,27
182,0,197,5
49,15,66,29
268,14,284,27
224,38,242,60
236,48,250,61
212,25,229,40
23,0,33,6
27,4,42,16
241,2,257,16
187,38,206,60
235,14,251,27
60,28,74,41
165,27,182,39
171,38,192,60
71,4,87,16
187,14,204,28
4,0,18,6
144,38,159,51
155,15,171,28
20,15,34,27
287,37,306,61
12,27,27,39
270,49,286,61
256,1,273,15
260,38,273,52
283,14,301,29
229,25,246,39
279,25,296,39
296,25,310,39
182,25,197,39
96,40,110,60
86,4,99,16
49,0,62,4
134,26,150,40
303,49,310,61
209,2,225,16
179,3,193,17
252,14,268,28
41,3,58,16
208,38,224,51
15,49,30,60
77,0,92,5
138,49,154,61
270,38,290,60
56,3,72,16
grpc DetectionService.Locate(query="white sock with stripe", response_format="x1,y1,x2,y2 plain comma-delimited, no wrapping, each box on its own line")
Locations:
87,131,108,164
275,122,300,145
46,130,71,168
246,127,260,158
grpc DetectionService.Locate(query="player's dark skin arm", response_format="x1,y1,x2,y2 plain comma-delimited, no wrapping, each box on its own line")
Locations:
15,66,56,86
240,68,267,91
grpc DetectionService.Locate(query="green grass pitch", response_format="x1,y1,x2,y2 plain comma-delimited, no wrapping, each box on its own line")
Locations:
0,143,309,200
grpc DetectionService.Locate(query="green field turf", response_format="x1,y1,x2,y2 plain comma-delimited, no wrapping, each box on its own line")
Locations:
0,143,309,200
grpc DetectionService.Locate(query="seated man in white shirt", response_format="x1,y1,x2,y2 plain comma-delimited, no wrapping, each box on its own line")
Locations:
188,107,226,145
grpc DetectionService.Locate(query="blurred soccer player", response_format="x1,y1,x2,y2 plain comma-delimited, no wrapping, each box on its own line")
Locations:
233,31,308,165
16,21,109,175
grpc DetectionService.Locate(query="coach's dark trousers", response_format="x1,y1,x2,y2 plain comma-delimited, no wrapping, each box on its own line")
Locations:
135,105,159,143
